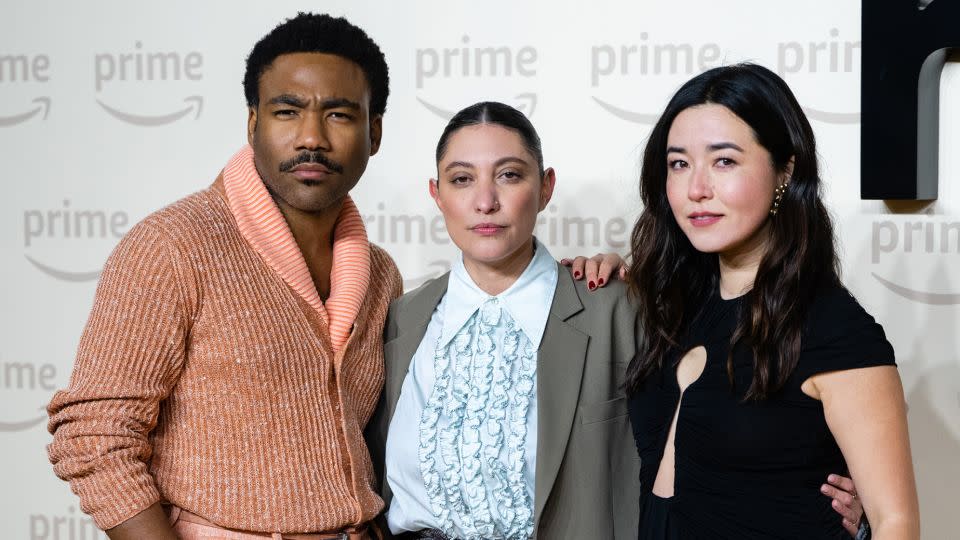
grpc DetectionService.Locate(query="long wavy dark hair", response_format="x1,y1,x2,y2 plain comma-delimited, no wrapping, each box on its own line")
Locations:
625,63,840,400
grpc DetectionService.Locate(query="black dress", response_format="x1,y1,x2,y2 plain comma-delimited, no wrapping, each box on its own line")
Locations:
629,285,896,539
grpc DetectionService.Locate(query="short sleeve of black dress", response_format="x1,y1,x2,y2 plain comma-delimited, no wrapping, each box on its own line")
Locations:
794,285,897,384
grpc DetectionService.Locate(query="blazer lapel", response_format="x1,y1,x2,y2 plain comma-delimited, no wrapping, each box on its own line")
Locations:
533,265,588,528
382,274,449,423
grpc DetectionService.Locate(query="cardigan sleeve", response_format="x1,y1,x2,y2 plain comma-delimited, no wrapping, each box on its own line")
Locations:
46,220,190,529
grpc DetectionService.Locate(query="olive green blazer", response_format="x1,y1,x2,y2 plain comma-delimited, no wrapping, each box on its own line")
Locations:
366,264,641,539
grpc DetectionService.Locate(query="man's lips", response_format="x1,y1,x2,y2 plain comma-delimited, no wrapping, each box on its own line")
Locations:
688,212,722,227
290,164,333,180
470,223,507,235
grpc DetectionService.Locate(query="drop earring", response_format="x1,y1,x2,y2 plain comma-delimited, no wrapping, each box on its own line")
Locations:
770,180,790,216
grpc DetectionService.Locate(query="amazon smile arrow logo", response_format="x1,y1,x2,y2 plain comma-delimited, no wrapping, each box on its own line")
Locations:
592,96,859,125
872,273,960,305
0,97,50,126
591,97,660,124
97,95,203,126
25,255,101,282
0,406,47,432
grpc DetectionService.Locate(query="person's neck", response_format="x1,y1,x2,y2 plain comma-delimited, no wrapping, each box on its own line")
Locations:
462,240,535,296
273,196,343,301
275,197,342,256
717,244,765,300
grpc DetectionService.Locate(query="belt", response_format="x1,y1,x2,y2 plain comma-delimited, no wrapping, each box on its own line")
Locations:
169,506,374,540
394,530,452,540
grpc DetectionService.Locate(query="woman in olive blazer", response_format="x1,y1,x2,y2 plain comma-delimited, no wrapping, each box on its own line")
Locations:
366,101,639,540
369,260,641,539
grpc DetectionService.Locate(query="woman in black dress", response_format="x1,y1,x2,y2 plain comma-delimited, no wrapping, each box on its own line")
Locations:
624,64,920,539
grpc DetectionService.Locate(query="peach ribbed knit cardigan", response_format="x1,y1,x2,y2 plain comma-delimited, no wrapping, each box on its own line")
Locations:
46,182,402,533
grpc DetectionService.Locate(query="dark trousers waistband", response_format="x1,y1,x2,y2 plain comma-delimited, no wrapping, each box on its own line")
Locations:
394,529,452,540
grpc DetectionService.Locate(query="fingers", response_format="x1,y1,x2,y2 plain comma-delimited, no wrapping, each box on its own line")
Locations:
563,253,627,290
561,257,589,281
822,482,862,530
830,495,860,524
841,517,859,538
584,255,601,290
596,253,622,288
827,474,857,496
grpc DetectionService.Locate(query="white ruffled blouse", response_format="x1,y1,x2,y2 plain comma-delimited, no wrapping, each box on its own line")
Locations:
385,240,559,540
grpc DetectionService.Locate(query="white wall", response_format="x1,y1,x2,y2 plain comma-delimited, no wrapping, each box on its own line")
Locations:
1,1,956,538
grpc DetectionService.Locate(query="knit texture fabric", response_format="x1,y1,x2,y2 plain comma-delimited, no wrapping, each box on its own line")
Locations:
46,183,403,532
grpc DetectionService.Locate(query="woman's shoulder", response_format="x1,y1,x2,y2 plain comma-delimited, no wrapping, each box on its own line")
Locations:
805,282,881,334
557,266,637,334
795,282,896,378
389,272,450,317
561,266,631,308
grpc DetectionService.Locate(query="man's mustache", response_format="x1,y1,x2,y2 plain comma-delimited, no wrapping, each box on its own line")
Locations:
278,151,345,174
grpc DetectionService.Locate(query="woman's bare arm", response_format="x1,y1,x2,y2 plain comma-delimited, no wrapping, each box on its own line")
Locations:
806,365,920,540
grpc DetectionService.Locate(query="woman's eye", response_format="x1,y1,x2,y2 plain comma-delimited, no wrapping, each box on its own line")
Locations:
668,159,688,170
716,157,736,167
500,170,522,180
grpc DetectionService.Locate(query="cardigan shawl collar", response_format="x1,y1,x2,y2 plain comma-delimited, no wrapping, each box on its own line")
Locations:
222,145,370,352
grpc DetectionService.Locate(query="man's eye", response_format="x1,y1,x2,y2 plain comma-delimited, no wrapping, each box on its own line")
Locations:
274,109,297,117
451,176,470,184
330,111,353,120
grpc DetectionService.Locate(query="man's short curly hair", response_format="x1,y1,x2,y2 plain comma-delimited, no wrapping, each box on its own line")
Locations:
243,12,389,116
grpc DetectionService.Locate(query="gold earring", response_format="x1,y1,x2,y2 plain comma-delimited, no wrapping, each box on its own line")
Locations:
770,180,790,216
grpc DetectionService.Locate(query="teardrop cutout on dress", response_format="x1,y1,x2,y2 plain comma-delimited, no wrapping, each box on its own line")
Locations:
651,345,707,498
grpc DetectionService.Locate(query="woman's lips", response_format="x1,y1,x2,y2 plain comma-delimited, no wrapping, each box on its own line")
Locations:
470,223,506,236
688,213,722,227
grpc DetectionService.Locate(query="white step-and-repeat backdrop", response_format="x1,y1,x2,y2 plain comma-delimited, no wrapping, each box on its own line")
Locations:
2,1,957,538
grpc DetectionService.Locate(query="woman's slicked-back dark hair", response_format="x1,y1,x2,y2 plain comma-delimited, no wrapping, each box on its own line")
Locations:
243,12,389,115
435,101,544,176
626,63,840,400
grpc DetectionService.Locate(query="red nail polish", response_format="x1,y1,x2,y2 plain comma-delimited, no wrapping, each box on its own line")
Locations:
598,278,605,286
588,281,596,289
574,271,581,278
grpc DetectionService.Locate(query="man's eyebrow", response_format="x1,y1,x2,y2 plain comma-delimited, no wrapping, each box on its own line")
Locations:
267,94,308,107
444,160,475,172
320,97,361,110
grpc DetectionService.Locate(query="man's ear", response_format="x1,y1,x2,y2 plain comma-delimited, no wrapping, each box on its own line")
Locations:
247,106,258,146
538,167,557,211
369,114,383,156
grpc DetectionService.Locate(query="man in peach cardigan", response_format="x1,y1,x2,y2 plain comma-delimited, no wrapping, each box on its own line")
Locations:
46,13,400,540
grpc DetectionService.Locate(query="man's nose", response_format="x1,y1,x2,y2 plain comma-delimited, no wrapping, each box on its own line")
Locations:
296,113,331,151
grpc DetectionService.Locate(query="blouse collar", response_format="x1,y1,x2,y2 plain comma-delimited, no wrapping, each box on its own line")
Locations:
440,238,558,349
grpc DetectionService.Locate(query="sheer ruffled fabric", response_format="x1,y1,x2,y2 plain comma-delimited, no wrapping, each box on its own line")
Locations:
418,298,536,540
